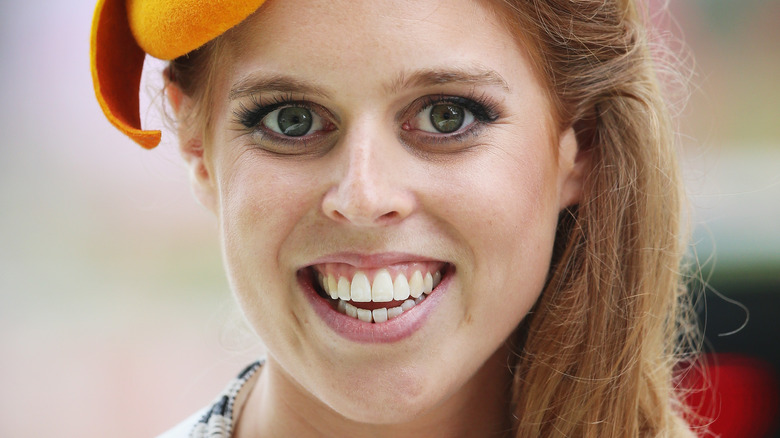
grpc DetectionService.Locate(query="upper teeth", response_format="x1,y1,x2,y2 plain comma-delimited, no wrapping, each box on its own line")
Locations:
317,268,442,303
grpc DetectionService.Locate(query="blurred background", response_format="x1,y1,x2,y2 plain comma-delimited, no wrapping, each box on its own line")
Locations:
0,0,777,436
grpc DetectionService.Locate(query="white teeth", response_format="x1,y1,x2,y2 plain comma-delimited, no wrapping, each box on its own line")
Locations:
372,307,388,323
345,301,358,318
393,274,410,300
371,269,394,302
316,268,443,307
409,271,424,298
387,306,403,319
328,274,339,299
351,272,372,302
333,297,427,323
338,276,351,300
356,308,372,322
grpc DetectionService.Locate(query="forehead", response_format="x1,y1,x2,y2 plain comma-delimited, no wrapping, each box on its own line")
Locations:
219,0,536,97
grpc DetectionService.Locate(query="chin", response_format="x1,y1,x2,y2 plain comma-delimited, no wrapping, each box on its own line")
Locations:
317,364,447,425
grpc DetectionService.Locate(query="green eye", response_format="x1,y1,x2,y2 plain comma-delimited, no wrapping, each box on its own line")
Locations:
413,102,475,134
260,105,325,137
429,104,465,133
276,107,313,136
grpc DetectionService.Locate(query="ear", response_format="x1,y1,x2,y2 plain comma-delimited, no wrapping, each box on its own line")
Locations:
557,125,591,209
165,79,218,213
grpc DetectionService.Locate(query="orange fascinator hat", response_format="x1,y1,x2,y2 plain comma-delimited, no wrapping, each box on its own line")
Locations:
90,0,265,148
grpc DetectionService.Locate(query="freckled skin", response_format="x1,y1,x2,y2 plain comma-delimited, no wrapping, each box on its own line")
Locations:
180,0,587,436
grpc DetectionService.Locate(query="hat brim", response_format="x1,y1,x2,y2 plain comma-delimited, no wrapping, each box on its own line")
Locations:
91,0,265,149
91,0,160,149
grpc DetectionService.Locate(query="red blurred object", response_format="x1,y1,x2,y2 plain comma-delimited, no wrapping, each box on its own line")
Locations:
682,353,780,438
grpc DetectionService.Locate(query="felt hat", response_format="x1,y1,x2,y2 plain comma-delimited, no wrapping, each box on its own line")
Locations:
90,0,265,148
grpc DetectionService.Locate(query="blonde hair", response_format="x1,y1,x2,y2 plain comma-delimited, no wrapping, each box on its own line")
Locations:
494,0,697,436
168,1,698,436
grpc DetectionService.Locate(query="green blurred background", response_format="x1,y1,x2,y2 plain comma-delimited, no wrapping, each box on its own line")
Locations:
0,1,777,436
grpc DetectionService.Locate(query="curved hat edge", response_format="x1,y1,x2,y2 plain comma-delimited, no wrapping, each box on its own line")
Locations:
91,0,268,149
91,0,161,149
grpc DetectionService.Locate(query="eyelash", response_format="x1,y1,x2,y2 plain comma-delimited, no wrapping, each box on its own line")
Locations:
404,94,500,143
414,94,499,125
234,94,314,129
232,93,501,148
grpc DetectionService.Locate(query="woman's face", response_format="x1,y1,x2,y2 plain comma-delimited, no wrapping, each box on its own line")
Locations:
188,0,583,425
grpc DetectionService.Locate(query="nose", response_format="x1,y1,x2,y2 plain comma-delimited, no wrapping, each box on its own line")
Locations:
321,127,415,227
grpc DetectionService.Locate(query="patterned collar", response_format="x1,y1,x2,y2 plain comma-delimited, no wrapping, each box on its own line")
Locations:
189,360,263,438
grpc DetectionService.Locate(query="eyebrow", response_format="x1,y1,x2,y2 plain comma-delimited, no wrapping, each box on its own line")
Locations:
229,74,332,100
387,66,510,94
228,66,510,101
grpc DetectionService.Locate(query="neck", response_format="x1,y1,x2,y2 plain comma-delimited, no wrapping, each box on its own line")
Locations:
235,347,513,438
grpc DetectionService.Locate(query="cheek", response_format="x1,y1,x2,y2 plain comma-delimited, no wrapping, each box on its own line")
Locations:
428,137,561,327
477,161,557,283
216,159,314,294
435,144,559,259
215,160,326,353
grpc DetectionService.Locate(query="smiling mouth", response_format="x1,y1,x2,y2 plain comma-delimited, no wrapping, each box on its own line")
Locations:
304,262,451,324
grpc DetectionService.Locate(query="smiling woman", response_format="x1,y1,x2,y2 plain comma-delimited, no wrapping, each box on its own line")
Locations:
91,0,698,437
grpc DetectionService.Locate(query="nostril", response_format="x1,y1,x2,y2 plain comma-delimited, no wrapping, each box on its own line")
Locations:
378,211,400,222
321,183,415,226
329,210,349,222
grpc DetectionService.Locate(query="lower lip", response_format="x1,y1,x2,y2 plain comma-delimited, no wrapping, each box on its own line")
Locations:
298,270,450,344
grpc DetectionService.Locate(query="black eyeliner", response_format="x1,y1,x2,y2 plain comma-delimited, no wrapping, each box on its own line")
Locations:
417,94,501,124
233,93,302,129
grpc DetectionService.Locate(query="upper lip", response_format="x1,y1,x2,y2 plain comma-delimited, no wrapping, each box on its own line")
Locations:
303,252,447,269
